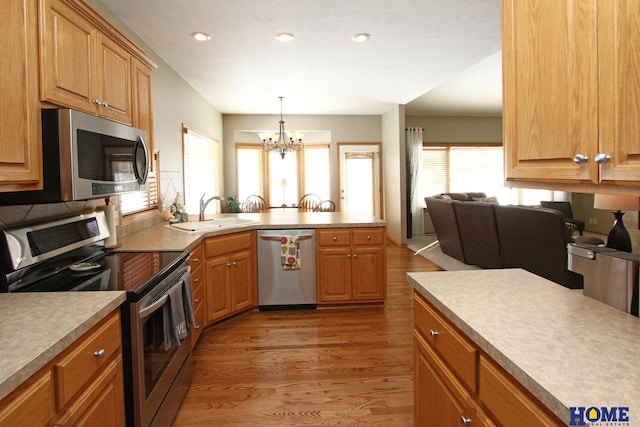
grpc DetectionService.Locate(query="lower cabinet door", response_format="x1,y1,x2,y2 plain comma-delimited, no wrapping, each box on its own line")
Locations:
414,333,475,426
205,256,232,323
317,247,352,302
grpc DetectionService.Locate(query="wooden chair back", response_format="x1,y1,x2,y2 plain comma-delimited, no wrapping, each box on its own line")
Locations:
298,194,322,211
244,195,267,212
313,200,336,212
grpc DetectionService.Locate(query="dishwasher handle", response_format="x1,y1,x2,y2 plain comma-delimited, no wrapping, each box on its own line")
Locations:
260,234,314,241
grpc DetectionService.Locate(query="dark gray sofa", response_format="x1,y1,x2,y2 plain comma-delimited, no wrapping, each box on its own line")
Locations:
425,195,584,289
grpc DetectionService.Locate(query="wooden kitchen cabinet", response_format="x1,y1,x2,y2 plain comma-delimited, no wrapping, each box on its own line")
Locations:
41,0,132,124
204,232,256,324
0,0,43,192
316,227,386,304
0,309,125,427
503,0,640,190
413,292,562,426
189,244,204,348
131,57,155,163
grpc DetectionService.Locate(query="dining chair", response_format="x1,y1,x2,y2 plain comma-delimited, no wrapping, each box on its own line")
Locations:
245,195,267,212
313,200,336,212
298,193,322,211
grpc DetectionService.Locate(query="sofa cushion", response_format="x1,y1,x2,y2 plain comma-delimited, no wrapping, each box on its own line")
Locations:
453,201,502,269
494,205,582,289
425,197,465,262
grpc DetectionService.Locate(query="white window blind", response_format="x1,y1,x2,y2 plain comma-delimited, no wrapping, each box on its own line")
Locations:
183,127,223,215
235,143,331,206
236,144,264,202
120,151,159,215
421,145,558,205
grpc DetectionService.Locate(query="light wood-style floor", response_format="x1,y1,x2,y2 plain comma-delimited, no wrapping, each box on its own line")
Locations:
173,244,441,426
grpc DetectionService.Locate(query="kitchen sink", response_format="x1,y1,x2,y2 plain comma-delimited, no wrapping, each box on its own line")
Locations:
169,217,259,232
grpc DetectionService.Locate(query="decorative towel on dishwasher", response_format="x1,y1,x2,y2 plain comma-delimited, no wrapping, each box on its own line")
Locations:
163,280,187,350
281,235,301,270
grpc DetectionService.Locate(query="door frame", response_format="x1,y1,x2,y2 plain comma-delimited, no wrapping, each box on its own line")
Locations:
337,142,383,219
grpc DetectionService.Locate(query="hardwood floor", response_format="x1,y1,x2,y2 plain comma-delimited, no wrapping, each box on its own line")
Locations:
173,243,441,426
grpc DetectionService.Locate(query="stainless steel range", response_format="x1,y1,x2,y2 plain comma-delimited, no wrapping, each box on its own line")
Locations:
0,211,193,426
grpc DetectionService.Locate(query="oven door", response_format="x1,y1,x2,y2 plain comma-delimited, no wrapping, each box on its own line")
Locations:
129,266,192,427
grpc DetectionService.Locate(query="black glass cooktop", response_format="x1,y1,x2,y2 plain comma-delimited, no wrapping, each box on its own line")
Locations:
7,246,187,300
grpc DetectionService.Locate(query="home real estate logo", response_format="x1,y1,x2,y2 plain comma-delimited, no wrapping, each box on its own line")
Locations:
569,406,630,426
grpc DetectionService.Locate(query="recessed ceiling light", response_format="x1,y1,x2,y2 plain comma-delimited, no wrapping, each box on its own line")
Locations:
275,32,295,42
352,33,370,42
191,32,212,41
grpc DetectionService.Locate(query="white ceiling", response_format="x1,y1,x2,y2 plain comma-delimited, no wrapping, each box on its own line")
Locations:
98,0,503,116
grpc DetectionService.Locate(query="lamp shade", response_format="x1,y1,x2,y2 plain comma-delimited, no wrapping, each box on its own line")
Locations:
593,194,640,212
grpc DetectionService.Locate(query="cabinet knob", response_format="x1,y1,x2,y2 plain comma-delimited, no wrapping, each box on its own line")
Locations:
195,324,200,329
191,257,199,263
367,236,371,240
347,254,351,258
429,329,439,337
194,298,200,303
595,153,611,164
232,261,237,267
226,262,231,267
460,416,472,425
353,254,358,259
92,98,102,106
93,349,106,358
193,277,199,283
333,236,337,241
573,154,589,163
102,101,109,108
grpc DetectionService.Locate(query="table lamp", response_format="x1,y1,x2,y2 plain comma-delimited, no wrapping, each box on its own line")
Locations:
593,194,640,252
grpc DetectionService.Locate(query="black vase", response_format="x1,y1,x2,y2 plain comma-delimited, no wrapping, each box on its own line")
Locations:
606,211,632,253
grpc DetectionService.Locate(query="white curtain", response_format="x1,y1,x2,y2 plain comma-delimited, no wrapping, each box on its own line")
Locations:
406,127,425,236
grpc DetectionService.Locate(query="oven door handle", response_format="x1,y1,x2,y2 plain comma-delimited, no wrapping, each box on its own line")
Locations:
139,294,168,319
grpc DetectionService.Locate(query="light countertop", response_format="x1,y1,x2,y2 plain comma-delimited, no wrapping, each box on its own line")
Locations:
0,291,126,400
407,268,640,425
117,211,386,251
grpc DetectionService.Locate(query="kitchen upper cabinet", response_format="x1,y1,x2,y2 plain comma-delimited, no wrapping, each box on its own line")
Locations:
40,0,158,126
131,58,155,163
503,0,640,190
0,0,43,192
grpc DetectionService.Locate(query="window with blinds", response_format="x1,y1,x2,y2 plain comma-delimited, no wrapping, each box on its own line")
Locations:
235,143,331,206
183,126,224,215
421,144,559,205
120,151,159,216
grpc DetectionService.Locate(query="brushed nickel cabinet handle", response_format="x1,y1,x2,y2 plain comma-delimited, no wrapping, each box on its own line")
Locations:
429,329,439,337
460,416,472,425
93,349,106,358
595,153,611,164
573,154,589,163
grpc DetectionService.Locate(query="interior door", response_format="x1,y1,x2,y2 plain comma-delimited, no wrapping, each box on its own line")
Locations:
338,144,382,218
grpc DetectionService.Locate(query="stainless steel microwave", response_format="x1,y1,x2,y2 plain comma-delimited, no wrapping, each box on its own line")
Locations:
1,109,149,205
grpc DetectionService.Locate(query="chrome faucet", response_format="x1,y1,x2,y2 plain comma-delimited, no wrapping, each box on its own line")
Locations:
199,194,223,221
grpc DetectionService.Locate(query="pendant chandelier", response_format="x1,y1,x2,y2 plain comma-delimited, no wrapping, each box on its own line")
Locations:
262,96,304,159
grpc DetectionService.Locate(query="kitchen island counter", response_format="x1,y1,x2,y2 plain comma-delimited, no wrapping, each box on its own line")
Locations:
117,211,386,251
0,291,125,401
407,268,640,425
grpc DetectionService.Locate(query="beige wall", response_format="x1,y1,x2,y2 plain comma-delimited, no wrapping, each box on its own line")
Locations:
405,116,502,142
88,0,222,211
382,106,405,245
222,114,382,203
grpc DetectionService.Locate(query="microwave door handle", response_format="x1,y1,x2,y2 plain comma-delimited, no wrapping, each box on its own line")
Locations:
133,135,149,185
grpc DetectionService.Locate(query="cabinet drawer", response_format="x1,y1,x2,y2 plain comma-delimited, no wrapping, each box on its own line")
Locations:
191,263,204,290
479,356,563,427
352,228,385,245
191,300,205,348
189,244,204,271
205,231,253,258
414,294,478,393
192,278,204,307
317,229,351,246
53,311,122,410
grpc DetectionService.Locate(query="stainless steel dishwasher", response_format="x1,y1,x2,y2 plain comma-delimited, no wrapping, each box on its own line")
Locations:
257,229,316,310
